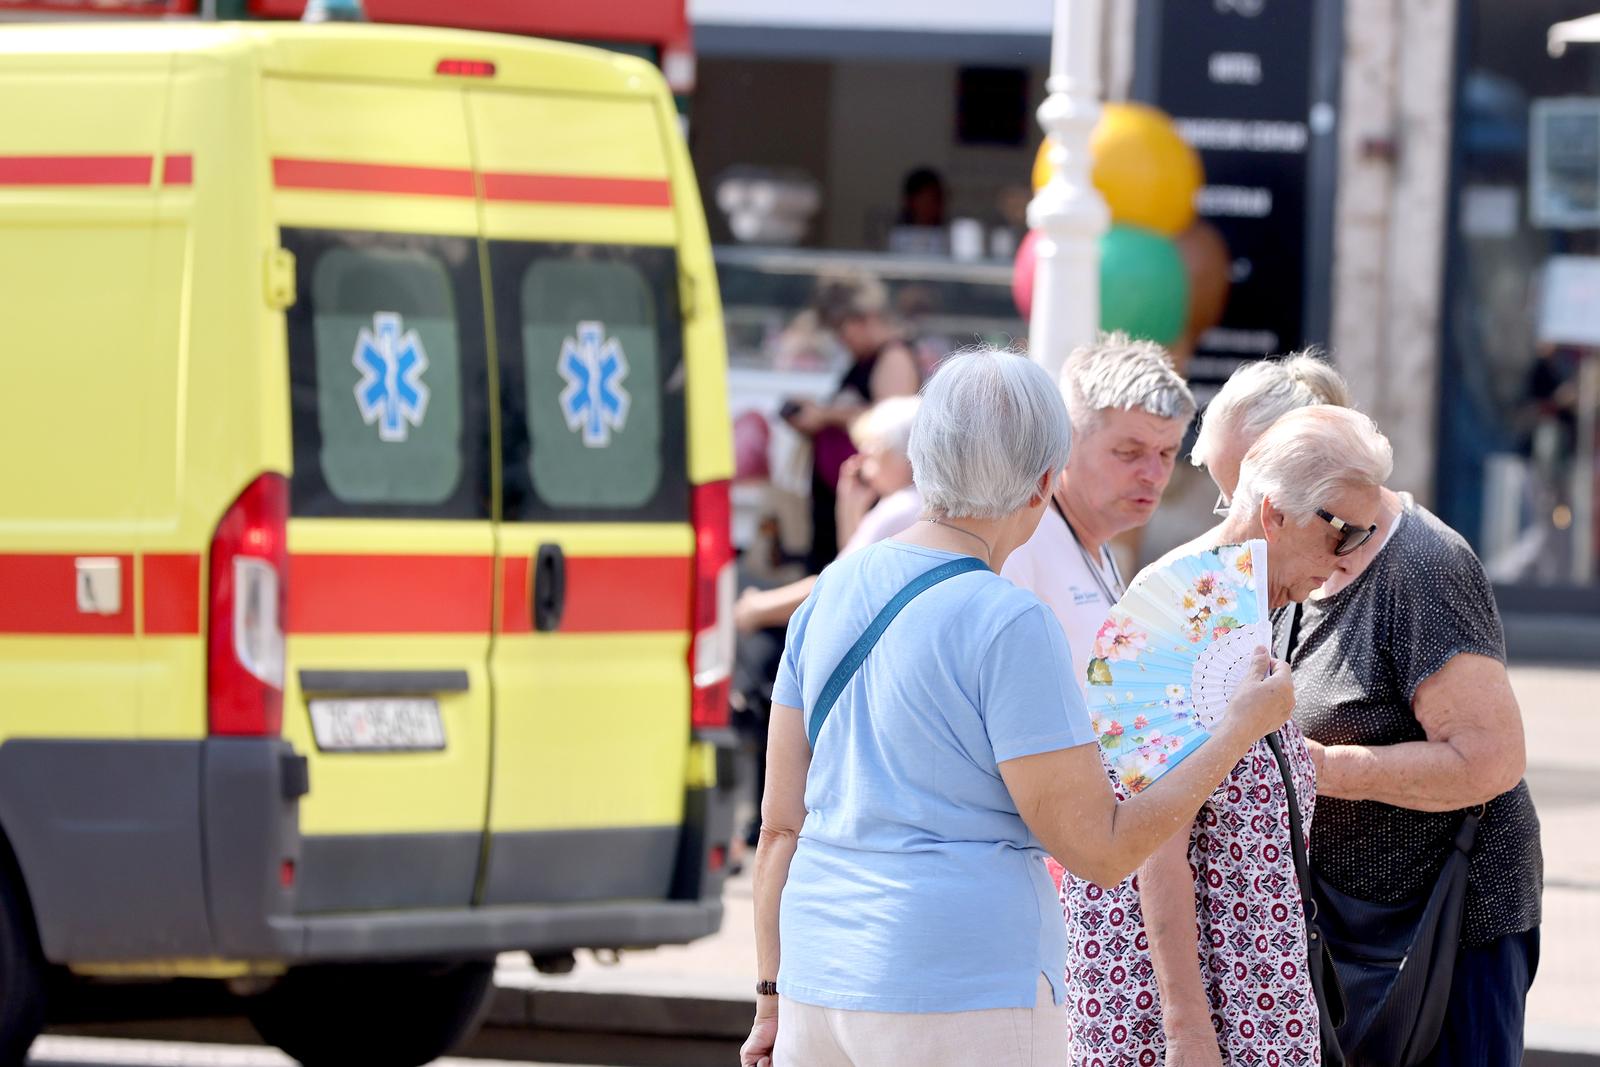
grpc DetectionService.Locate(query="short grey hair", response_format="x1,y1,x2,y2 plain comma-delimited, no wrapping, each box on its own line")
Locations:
1192,351,1351,469
910,349,1071,519
1061,331,1197,433
850,396,920,457
1231,405,1393,523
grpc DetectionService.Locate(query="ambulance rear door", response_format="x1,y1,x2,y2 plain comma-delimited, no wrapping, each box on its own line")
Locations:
468,81,694,906
266,73,494,913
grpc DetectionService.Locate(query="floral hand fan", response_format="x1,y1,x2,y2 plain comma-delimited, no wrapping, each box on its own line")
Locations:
1084,540,1269,794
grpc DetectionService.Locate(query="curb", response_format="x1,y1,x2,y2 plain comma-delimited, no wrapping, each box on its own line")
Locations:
487,984,751,1041
485,984,1600,1066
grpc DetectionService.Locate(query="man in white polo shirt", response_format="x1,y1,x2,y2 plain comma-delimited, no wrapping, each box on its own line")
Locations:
1003,333,1196,690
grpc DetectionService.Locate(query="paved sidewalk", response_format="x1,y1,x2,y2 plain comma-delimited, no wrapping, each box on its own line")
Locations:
496,664,1600,1061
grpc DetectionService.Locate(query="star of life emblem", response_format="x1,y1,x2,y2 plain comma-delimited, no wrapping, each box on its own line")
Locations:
558,320,631,448
352,311,430,442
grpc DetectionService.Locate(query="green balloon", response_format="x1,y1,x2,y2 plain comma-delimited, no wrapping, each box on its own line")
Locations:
1099,224,1189,345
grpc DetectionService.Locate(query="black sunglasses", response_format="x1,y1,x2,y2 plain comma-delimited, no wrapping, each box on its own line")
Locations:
1316,507,1379,556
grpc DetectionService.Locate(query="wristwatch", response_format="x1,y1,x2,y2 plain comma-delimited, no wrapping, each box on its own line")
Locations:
756,979,779,996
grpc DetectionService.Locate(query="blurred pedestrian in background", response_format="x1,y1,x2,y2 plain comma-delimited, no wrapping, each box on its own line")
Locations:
1190,352,1352,512
781,273,920,570
731,397,923,866
740,350,1298,1067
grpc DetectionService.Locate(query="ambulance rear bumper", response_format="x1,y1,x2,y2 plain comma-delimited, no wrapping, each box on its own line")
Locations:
0,738,726,966
262,898,723,962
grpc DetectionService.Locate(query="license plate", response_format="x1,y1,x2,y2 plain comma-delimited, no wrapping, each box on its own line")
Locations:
308,698,446,752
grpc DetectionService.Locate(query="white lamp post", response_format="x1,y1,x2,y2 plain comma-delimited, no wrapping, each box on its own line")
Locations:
1027,0,1110,378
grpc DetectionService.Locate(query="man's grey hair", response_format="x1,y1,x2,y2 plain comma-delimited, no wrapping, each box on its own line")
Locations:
1192,351,1351,469
910,349,1071,519
1231,405,1393,523
1060,331,1197,433
850,396,920,457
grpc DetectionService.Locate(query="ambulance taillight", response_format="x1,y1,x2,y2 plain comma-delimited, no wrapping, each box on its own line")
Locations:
208,474,288,736
690,480,735,731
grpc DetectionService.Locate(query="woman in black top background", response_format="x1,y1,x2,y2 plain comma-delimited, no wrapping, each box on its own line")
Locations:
1266,408,1542,1067
782,274,920,570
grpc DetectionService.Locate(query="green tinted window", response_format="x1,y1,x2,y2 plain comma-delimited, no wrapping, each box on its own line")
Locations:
520,258,663,508
493,242,687,523
311,248,462,505
285,229,490,520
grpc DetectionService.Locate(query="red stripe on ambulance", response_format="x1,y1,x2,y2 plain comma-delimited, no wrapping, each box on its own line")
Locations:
0,554,135,635
0,155,152,186
500,555,690,634
270,156,673,208
161,154,193,186
287,554,495,634
481,172,672,207
272,158,477,198
142,553,202,635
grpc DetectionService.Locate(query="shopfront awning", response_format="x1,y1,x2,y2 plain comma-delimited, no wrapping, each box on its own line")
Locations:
1548,12,1600,57
689,0,1052,63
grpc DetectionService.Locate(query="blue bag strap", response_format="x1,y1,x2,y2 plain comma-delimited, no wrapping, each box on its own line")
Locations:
805,556,987,749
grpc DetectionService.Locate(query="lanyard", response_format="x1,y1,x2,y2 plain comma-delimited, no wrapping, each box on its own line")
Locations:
1051,497,1125,604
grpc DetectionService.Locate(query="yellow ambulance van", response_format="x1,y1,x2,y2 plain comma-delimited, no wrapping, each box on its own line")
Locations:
0,21,735,1066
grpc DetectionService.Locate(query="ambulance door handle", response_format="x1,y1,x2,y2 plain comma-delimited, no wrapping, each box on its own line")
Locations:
533,543,566,633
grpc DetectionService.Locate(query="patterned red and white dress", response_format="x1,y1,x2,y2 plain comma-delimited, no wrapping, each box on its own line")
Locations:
1053,724,1321,1067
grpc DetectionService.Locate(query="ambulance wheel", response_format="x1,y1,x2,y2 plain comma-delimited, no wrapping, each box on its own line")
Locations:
246,959,494,1067
0,866,46,1066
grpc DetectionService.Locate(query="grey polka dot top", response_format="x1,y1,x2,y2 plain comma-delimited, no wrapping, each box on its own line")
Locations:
1276,497,1543,946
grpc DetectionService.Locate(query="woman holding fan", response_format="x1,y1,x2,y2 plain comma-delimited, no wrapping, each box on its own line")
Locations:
1060,406,1392,1067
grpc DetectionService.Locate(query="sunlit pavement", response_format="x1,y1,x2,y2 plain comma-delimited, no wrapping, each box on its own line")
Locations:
28,1035,609,1067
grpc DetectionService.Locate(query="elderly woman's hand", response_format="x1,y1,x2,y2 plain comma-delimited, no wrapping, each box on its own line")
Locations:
740,1003,778,1067
1220,649,1295,741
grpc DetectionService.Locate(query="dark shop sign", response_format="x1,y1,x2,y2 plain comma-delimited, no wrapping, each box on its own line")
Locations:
1134,0,1340,385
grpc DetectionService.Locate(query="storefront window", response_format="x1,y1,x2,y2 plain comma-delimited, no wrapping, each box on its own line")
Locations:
1441,0,1600,602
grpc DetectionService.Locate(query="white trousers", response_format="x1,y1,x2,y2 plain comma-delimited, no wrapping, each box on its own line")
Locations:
773,975,1068,1067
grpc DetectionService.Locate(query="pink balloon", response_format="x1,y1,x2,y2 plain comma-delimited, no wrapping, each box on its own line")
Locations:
1012,228,1041,319
733,410,771,483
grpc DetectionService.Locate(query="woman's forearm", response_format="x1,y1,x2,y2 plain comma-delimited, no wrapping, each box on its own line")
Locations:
1317,739,1514,810
1095,720,1261,885
1139,829,1212,1034
752,825,799,989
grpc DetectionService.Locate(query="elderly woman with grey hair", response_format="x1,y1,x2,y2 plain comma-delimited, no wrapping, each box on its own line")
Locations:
1191,351,1351,509
1278,409,1542,1067
739,350,1298,1067
1063,406,1393,1067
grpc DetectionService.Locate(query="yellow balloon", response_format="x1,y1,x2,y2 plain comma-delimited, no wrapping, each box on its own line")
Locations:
1032,137,1053,194
1032,103,1204,236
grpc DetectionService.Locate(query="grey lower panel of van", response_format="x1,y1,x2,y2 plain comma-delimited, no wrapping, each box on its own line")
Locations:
272,898,723,961
0,737,303,963
0,739,216,962
296,833,481,913
481,827,680,907
296,826,681,912
0,737,727,965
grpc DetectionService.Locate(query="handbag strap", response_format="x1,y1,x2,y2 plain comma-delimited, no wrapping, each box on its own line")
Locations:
1268,604,1317,921
1265,604,1483,914
805,555,987,748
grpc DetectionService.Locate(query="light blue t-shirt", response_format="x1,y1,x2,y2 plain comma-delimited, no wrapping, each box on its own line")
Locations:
772,541,1096,1013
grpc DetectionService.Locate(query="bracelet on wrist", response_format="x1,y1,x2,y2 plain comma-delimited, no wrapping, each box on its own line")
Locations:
756,979,778,996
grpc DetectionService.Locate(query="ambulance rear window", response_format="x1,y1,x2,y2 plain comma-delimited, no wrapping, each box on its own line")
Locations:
283,229,491,520
492,242,688,523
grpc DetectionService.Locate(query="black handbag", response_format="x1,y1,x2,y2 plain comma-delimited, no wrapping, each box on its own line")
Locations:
1272,604,1480,1067
1310,812,1478,1066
